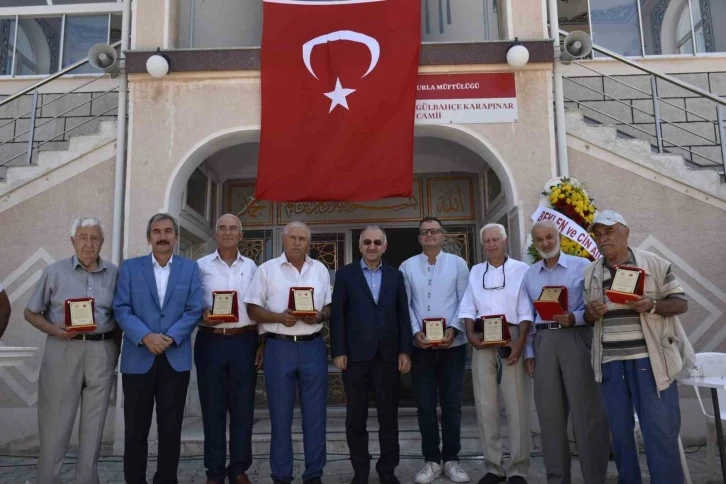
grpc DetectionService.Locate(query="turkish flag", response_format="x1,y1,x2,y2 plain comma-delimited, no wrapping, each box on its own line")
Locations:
255,0,421,202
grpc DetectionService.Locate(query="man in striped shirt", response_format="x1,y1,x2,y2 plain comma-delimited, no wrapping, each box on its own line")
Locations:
584,210,692,484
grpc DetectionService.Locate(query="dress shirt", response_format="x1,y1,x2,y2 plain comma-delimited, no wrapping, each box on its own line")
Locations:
522,251,589,327
197,250,257,329
400,251,470,347
26,256,118,333
360,258,383,303
458,257,534,359
0,283,4,292
244,253,332,336
152,253,173,308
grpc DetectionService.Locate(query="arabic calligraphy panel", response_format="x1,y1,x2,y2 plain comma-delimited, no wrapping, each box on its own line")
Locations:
227,182,273,226
427,177,475,221
277,178,424,224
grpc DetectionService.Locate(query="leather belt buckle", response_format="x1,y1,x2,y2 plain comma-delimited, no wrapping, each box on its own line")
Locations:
222,328,229,335
293,335,298,342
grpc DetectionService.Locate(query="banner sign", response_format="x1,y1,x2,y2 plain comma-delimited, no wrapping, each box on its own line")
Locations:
531,205,602,259
415,73,517,124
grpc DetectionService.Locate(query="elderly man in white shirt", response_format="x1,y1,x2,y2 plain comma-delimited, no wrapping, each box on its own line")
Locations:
244,221,332,484
195,214,261,484
459,223,533,484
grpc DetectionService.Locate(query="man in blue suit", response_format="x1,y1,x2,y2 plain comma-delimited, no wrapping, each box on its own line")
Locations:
331,225,413,484
113,213,203,484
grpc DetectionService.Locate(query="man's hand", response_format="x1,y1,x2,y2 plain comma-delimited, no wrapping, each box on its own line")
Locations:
398,353,411,373
277,309,299,327
414,331,432,349
525,358,535,378
202,309,223,326
626,296,655,314
143,333,170,355
52,326,76,340
505,340,524,366
438,328,456,349
300,310,322,325
552,312,576,328
333,355,348,371
255,344,264,370
585,301,608,322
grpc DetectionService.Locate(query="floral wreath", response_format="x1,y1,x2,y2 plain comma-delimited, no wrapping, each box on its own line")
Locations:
527,177,598,262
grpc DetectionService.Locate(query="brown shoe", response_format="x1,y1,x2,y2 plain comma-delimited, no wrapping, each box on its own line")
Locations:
235,474,252,484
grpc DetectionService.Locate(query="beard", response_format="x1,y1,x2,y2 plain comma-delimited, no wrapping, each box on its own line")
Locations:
537,241,561,260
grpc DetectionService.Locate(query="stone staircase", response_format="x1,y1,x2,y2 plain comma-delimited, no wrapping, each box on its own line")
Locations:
565,109,726,201
0,119,116,200
171,407,542,459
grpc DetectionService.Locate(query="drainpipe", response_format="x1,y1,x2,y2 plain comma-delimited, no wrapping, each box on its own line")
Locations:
548,0,569,176
111,0,131,266
111,0,131,457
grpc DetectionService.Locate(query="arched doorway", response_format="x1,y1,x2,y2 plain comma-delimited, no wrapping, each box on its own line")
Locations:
164,125,521,411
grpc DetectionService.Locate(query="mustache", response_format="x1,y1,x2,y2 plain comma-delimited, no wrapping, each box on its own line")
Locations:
156,240,170,245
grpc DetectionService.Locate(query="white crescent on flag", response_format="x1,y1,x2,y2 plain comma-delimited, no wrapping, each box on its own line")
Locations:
302,30,380,80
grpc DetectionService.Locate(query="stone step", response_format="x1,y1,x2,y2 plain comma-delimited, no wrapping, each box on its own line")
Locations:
171,407,543,458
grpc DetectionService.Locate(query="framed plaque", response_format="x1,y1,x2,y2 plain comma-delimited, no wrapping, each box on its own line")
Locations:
64,298,97,333
533,286,568,321
423,318,446,345
605,265,645,304
473,314,511,344
288,287,317,316
208,291,239,323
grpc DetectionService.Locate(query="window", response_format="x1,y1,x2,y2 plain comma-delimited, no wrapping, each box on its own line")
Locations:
559,0,723,57
0,12,121,77
185,169,208,218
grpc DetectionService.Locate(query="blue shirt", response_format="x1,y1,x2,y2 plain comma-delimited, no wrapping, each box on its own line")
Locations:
360,258,383,303
400,251,470,347
522,252,590,326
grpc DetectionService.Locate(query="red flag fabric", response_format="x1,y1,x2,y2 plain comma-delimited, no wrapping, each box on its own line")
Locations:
255,0,421,202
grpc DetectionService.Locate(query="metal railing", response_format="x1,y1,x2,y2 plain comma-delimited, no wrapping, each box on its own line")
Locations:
0,41,121,170
558,30,726,175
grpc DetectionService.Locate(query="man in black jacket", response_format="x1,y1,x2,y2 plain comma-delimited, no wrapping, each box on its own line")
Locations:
331,225,413,484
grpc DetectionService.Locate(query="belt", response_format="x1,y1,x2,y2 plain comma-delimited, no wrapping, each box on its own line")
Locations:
535,322,564,331
266,331,321,342
72,331,115,341
199,325,256,336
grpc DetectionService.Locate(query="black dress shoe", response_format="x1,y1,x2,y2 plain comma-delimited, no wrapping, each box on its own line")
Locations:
303,479,323,484
508,477,527,484
350,474,369,484
378,474,400,484
477,473,506,484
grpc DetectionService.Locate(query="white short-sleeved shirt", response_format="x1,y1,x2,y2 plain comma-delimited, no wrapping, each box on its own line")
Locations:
244,253,332,336
0,282,4,292
197,250,257,329
458,256,535,358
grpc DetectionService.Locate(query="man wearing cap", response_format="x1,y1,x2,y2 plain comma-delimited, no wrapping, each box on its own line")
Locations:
584,210,694,483
196,213,262,484
522,220,609,484
24,217,119,484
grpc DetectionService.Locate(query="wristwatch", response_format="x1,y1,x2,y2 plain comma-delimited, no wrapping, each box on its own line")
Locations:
648,299,657,314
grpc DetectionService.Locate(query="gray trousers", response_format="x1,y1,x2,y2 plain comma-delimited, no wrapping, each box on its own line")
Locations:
37,335,119,484
533,326,610,484
472,325,531,478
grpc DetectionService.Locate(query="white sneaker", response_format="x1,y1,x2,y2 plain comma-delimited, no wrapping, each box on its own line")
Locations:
414,461,442,484
443,461,470,483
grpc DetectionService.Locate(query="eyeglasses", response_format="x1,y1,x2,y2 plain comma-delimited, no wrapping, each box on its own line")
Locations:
482,259,506,290
419,229,443,236
362,239,384,246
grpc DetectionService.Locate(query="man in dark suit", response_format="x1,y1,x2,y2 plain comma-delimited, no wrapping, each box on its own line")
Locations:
331,225,413,484
113,213,203,484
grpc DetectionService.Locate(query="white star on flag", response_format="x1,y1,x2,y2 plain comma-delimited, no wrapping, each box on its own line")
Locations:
324,78,356,113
